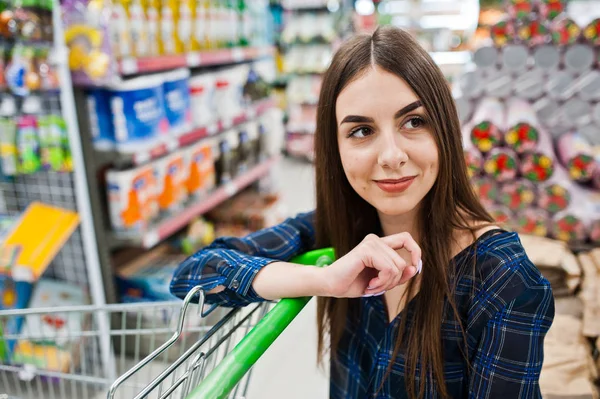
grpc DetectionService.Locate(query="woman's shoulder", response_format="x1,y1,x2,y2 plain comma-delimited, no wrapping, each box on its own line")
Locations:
459,229,553,314
455,229,554,335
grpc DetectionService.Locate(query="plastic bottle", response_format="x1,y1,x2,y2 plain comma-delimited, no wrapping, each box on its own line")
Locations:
226,0,237,48
127,0,150,57
193,0,208,50
160,0,179,54
237,129,251,172
110,0,131,58
0,95,18,176
39,93,67,172
177,0,194,53
213,0,225,49
256,122,267,162
144,0,161,56
216,136,232,184
237,0,250,47
16,95,41,174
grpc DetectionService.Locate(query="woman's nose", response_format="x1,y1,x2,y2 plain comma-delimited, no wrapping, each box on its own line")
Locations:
377,132,408,170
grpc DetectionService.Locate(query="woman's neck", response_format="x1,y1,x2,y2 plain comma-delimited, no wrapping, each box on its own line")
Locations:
377,206,420,240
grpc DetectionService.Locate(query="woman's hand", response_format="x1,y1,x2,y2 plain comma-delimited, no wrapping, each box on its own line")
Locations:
321,233,422,298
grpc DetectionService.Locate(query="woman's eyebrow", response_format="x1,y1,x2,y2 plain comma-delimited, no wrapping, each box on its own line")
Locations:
394,100,423,119
339,100,423,126
340,115,375,125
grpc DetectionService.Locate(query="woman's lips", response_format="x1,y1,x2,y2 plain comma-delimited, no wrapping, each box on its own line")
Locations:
374,176,416,193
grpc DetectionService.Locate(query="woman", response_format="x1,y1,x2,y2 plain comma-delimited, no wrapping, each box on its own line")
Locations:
171,27,554,398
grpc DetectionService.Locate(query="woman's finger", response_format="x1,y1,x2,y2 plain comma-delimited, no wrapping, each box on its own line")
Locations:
363,238,405,292
375,240,407,291
380,232,422,269
361,240,399,291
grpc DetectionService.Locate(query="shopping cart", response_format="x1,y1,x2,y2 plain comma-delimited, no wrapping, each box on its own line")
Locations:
0,248,335,399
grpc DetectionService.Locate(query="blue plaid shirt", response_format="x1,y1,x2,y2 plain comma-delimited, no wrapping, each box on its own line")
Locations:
171,211,554,398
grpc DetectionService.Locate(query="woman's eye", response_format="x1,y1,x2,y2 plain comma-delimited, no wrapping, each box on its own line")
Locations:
348,127,373,138
402,117,425,130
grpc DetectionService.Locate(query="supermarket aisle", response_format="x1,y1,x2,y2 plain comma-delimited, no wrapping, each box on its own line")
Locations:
246,156,330,399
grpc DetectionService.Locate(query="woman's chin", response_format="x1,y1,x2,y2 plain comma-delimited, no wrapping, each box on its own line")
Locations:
371,198,418,218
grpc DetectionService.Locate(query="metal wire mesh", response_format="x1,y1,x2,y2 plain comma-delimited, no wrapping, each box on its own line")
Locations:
0,297,269,399
0,171,90,288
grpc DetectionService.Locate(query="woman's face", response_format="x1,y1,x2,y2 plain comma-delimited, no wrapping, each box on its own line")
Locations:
335,66,439,218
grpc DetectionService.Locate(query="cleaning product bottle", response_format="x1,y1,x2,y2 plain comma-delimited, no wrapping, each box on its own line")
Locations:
16,95,41,174
212,0,224,49
192,0,207,50
237,0,250,47
144,0,161,56
226,0,237,48
177,0,193,53
127,0,149,57
110,0,131,58
160,0,179,54
0,95,18,177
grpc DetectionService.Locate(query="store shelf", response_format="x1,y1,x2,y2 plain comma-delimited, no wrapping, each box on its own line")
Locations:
118,46,276,76
96,97,277,167
281,37,335,46
111,156,280,249
281,4,332,12
287,123,316,134
429,51,472,66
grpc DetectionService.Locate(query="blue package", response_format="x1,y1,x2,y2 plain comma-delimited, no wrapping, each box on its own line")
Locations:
162,69,192,136
116,253,181,301
108,75,168,153
0,276,34,358
86,88,114,151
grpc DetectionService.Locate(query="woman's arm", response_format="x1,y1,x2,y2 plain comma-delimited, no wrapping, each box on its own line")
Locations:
170,211,317,307
468,278,554,398
171,211,422,307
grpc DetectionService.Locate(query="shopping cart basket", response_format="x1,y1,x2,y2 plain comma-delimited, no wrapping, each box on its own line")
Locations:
0,248,335,399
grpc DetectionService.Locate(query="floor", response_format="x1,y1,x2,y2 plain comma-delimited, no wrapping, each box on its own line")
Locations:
245,156,330,399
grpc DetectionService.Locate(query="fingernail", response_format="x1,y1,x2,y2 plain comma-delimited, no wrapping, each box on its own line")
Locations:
417,259,423,274
367,286,375,290
361,294,374,298
373,291,386,296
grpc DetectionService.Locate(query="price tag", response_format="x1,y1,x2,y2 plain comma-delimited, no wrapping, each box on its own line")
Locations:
135,151,151,165
232,48,244,62
143,231,160,248
260,47,271,57
222,118,233,129
186,53,202,67
166,138,179,152
224,182,237,197
121,57,138,75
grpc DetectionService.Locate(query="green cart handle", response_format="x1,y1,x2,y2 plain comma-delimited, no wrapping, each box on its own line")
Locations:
186,247,336,399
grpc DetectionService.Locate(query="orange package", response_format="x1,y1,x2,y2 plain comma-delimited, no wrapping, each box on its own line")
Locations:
106,165,158,231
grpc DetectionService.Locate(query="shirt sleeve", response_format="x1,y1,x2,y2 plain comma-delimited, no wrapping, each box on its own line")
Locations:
468,274,555,398
170,211,316,307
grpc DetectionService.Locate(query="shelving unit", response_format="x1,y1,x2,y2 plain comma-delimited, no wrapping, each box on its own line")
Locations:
60,3,284,306
96,97,277,167
118,46,276,76
110,156,279,249
272,0,351,161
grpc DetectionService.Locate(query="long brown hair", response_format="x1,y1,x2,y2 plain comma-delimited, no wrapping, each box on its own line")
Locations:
314,27,494,398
